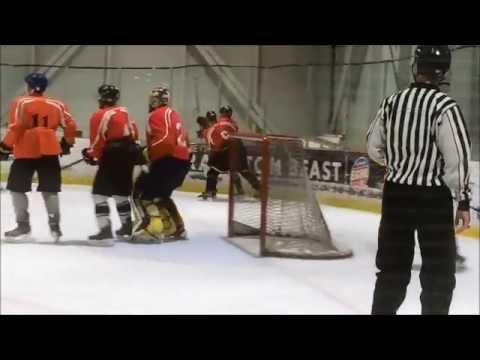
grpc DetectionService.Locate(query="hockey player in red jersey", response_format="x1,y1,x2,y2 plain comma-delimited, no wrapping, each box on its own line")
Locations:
212,105,247,196
218,105,239,131
196,110,217,142
206,110,218,127
196,116,209,140
131,86,191,241
81,84,141,245
199,109,259,200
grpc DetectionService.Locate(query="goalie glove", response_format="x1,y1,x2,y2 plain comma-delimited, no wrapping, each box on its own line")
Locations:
81,148,98,166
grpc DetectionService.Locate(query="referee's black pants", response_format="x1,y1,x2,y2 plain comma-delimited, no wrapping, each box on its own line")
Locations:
372,182,456,315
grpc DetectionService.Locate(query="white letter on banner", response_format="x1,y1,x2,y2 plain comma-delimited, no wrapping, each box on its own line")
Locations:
322,161,332,181
332,162,342,182
310,160,321,180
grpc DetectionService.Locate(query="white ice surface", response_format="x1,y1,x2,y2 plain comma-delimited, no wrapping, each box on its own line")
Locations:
1,184,478,315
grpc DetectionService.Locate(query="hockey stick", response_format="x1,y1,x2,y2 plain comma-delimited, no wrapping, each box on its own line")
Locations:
61,158,84,170
2,154,84,171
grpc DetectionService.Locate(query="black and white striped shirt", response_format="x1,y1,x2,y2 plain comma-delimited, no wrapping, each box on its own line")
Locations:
367,82,472,205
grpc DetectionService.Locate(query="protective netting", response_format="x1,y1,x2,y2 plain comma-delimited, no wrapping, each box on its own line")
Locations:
229,135,353,259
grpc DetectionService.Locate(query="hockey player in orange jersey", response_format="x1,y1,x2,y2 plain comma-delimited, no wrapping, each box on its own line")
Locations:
131,86,191,241
0,73,77,241
81,85,141,245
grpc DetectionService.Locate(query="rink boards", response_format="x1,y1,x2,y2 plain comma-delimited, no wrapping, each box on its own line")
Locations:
1,137,478,239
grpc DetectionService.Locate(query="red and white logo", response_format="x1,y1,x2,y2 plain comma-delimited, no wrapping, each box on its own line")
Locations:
350,157,370,191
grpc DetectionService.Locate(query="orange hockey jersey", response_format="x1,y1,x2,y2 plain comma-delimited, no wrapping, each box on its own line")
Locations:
146,106,190,162
88,106,139,160
2,95,77,159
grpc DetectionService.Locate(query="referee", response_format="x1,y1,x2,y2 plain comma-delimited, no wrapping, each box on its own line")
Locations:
367,45,472,315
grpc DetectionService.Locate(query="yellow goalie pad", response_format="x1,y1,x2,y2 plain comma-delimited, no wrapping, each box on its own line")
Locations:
132,199,177,241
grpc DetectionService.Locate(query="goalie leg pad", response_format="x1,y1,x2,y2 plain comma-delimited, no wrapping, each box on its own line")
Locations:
131,198,177,241
163,198,186,239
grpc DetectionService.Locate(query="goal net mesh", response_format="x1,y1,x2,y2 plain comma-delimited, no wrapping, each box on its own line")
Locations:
228,135,352,259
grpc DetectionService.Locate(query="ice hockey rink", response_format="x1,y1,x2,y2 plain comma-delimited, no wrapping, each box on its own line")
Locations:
1,184,478,315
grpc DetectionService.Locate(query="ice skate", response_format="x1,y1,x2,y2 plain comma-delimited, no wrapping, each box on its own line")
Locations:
87,226,114,247
164,225,188,242
3,222,32,243
49,223,62,243
115,218,132,239
198,191,217,200
456,252,467,270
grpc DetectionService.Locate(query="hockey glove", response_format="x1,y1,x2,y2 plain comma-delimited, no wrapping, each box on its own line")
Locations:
60,137,72,156
132,144,148,165
81,148,98,166
0,142,12,161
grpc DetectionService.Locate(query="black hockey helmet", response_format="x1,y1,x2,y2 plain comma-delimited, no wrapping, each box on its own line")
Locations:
413,45,452,80
219,105,233,117
98,84,120,105
25,72,48,93
206,110,217,121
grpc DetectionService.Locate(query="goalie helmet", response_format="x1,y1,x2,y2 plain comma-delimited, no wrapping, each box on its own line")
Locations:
149,86,170,112
98,84,120,106
413,45,452,82
219,105,233,117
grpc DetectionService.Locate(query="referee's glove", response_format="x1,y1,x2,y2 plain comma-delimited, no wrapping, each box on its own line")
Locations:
455,209,471,234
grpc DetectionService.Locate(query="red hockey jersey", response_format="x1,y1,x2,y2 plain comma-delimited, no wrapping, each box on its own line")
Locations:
146,106,190,162
88,106,138,160
206,119,238,152
218,115,239,132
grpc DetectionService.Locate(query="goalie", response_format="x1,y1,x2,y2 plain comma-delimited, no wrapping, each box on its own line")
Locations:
131,86,191,242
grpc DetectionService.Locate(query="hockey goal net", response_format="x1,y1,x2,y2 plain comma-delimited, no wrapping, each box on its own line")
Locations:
227,134,353,259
